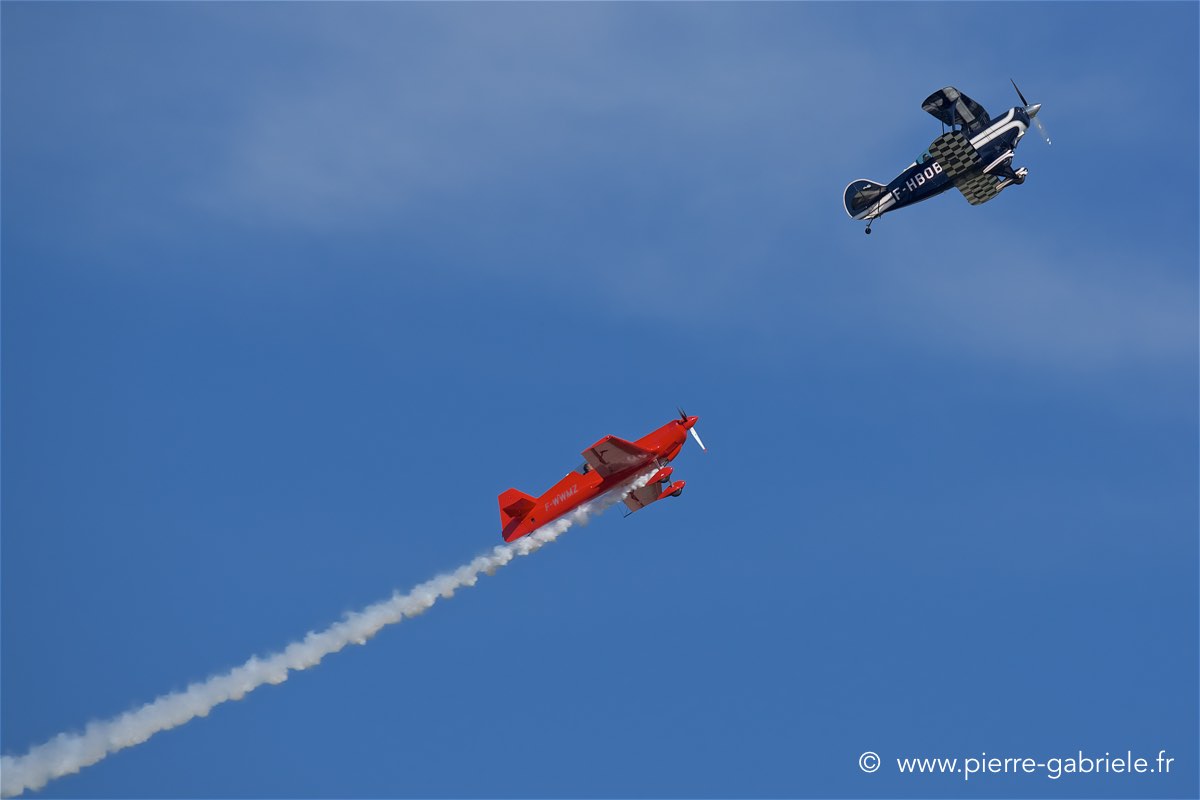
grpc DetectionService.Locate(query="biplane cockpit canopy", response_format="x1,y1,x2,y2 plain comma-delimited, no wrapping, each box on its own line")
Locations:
921,87,991,135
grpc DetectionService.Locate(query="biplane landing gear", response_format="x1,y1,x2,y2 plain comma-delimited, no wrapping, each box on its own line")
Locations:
864,220,874,235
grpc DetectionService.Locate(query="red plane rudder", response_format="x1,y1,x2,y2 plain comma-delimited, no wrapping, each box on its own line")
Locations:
498,488,537,529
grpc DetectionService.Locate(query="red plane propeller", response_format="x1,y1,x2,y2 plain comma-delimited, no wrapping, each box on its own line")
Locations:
677,406,707,453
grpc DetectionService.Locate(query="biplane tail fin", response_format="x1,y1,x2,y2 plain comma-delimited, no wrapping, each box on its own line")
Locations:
843,179,888,219
498,488,538,529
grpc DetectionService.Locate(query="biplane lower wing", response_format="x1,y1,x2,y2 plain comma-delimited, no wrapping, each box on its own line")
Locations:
953,172,1001,206
582,435,656,478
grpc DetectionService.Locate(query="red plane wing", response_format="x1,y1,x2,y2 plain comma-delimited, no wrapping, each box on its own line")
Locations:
623,481,663,512
581,435,656,479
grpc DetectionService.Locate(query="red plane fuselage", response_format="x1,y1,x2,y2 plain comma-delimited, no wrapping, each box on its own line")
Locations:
499,415,699,542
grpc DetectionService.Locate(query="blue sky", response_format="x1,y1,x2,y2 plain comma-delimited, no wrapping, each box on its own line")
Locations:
2,2,1196,798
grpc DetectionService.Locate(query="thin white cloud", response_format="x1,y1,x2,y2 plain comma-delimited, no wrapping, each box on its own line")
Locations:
872,244,1196,371
26,4,1192,375
196,5,895,231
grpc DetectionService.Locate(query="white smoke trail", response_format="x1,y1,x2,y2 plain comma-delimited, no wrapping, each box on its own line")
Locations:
0,472,654,798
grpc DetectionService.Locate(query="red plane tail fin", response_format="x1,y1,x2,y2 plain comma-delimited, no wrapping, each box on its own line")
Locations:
498,488,537,528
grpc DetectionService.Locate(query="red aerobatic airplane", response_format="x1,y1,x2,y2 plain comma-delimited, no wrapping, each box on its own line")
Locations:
498,409,706,542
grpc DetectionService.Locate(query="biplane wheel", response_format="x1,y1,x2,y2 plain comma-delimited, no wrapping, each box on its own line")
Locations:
864,227,872,235
671,488,683,498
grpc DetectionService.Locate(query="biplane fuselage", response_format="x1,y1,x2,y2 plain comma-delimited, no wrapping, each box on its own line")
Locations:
497,415,699,542
844,86,1039,229
859,107,1033,218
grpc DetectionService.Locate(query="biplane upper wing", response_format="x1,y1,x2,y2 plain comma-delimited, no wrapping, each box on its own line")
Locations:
582,435,655,479
624,481,663,512
922,87,992,135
